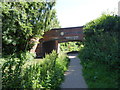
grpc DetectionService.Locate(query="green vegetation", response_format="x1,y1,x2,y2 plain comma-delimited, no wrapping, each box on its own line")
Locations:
2,1,120,89
60,42,81,52
1,1,70,89
79,14,120,88
81,60,118,88
2,1,60,55
2,51,69,89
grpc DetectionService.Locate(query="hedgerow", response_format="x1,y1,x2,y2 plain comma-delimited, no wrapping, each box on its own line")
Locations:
79,14,120,88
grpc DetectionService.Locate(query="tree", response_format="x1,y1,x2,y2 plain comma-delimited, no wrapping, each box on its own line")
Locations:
2,1,60,55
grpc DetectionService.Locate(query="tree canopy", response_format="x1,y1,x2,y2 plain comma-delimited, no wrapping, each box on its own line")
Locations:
2,1,60,55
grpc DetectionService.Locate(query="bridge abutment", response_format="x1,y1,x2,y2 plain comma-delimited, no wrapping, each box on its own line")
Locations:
30,26,84,58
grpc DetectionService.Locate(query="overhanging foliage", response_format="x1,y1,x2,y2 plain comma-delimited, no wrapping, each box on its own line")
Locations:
2,1,60,55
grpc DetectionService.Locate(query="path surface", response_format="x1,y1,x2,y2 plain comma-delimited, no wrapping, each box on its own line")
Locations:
60,53,88,88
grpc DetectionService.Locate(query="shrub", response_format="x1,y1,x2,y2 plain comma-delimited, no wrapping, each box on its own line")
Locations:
79,14,120,88
2,51,69,89
60,42,81,52
2,51,35,88
22,51,69,89
80,14,120,69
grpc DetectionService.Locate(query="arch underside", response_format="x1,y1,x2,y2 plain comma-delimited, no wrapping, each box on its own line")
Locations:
35,26,84,57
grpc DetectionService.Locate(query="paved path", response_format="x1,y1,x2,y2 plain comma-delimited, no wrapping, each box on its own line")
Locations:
60,53,88,88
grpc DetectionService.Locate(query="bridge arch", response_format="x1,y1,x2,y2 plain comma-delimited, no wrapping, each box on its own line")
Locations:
33,26,84,57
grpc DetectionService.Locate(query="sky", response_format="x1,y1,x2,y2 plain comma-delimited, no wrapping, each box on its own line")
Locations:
55,0,120,28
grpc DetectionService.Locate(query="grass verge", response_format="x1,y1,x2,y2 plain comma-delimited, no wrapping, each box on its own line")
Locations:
81,60,119,88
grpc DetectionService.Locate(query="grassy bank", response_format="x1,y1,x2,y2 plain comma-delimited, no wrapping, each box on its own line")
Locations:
79,59,118,88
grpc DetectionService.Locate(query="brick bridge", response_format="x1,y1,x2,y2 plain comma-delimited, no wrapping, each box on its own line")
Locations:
31,26,84,57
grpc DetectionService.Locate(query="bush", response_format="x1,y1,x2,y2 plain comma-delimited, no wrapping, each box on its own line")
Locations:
60,42,81,52
2,51,35,88
80,14,120,69
22,51,69,89
79,14,120,88
2,51,69,89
